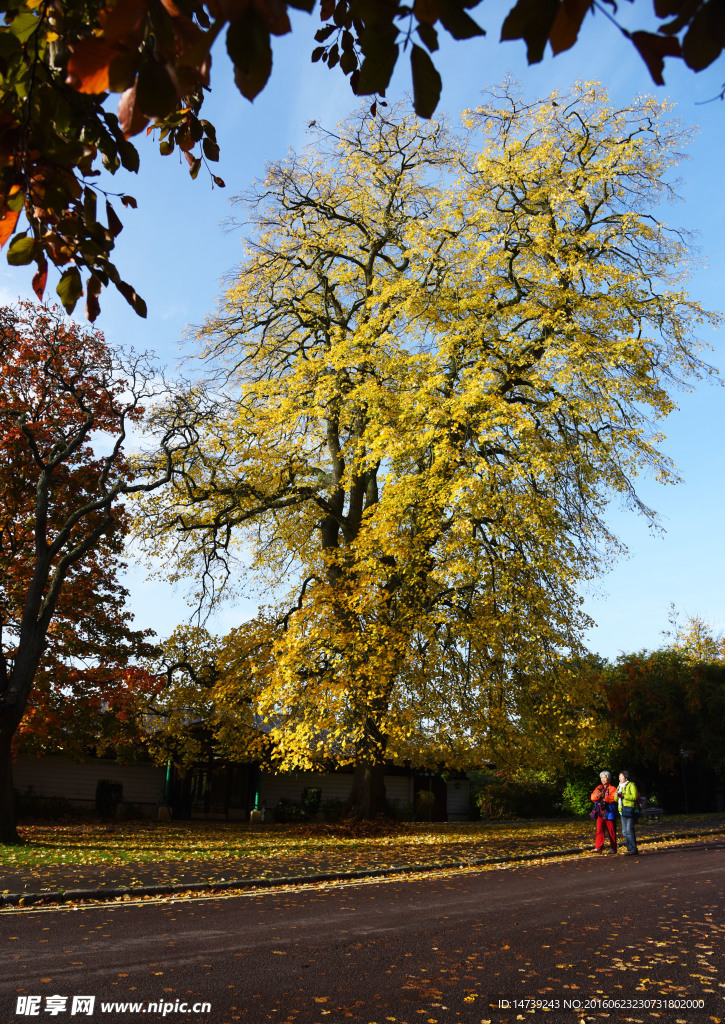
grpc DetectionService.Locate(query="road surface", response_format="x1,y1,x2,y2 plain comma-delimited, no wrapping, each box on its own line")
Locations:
2,842,723,1024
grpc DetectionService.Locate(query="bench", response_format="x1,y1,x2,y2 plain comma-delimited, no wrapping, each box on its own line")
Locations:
639,806,664,821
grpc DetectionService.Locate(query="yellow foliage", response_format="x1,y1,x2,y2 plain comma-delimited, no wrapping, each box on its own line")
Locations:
137,84,716,794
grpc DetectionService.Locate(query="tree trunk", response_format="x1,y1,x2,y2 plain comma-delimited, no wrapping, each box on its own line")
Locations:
347,761,387,818
0,724,20,844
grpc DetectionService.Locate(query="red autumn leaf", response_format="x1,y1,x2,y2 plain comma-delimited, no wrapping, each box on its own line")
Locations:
0,206,21,248
32,261,48,301
67,38,118,94
98,0,149,42
119,82,150,137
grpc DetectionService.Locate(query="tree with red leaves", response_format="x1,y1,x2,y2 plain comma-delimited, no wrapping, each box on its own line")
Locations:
0,302,200,844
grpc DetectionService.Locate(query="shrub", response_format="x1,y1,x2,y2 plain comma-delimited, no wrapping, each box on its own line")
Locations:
273,797,308,823
301,787,322,816
471,773,559,820
320,797,344,821
117,801,144,820
14,788,79,820
559,779,594,817
387,799,414,821
416,789,436,821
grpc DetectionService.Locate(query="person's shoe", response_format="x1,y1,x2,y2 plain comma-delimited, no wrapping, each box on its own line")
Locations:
592,848,603,854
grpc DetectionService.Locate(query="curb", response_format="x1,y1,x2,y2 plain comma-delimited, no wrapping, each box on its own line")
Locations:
2,826,723,909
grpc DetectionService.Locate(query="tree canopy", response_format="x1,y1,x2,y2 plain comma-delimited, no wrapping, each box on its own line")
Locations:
2,0,724,320
137,85,715,815
604,616,725,777
0,301,207,843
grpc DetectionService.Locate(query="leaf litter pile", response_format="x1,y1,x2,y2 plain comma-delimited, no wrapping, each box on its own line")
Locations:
2,815,723,901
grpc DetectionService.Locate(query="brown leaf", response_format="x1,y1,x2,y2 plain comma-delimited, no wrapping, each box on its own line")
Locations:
228,10,273,100
85,274,102,322
681,0,725,71
257,0,292,35
500,0,560,63
549,0,593,55
414,0,439,24
631,29,682,85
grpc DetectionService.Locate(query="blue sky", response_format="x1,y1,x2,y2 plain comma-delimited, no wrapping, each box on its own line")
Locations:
2,0,724,659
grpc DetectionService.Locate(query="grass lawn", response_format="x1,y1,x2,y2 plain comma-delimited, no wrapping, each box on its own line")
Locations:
2,814,723,879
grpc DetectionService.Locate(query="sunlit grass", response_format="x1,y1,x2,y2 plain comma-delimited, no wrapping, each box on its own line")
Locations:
2,814,722,874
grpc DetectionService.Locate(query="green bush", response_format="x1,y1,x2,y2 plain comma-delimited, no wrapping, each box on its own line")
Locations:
559,779,594,817
470,773,559,820
301,787,322,816
387,799,414,821
320,798,344,821
14,788,79,820
117,802,144,820
415,789,436,821
273,797,308,823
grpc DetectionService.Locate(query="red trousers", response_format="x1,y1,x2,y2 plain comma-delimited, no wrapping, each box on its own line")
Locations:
595,817,617,851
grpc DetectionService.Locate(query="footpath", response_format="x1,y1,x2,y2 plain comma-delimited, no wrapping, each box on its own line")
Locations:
2,815,724,908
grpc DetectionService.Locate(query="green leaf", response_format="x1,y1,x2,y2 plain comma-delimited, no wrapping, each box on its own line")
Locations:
83,188,98,227
9,11,39,43
410,45,441,117
57,267,83,314
0,30,22,58
7,234,36,266
7,188,25,213
227,10,273,101
118,140,140,174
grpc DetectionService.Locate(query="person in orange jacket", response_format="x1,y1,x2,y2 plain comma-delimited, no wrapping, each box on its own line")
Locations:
591,770,618,853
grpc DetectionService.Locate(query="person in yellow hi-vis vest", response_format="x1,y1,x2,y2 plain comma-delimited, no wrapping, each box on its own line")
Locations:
617,770,639,856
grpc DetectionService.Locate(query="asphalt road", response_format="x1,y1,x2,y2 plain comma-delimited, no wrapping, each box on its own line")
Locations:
2,842,723,1024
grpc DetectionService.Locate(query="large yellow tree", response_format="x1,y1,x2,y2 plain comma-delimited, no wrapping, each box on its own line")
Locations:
140,84,715,816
